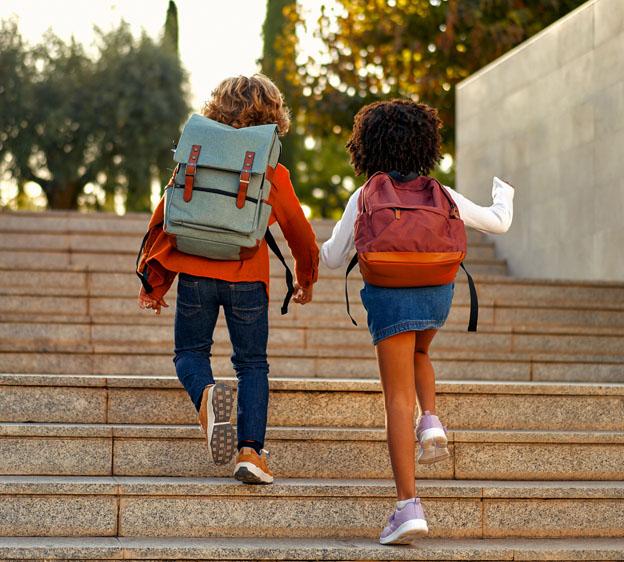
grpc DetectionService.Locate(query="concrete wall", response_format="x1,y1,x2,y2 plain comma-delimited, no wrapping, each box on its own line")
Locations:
456,0,624,281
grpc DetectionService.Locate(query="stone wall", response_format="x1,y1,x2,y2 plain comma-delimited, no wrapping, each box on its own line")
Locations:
456,0,624,281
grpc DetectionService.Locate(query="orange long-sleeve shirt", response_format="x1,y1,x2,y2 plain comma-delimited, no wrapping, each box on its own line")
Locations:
137,163,319,301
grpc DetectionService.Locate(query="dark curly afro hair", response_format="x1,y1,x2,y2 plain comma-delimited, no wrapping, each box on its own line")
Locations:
346,99,443,178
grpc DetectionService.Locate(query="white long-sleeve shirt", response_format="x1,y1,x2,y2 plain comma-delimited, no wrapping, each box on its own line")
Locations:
321,176,515,269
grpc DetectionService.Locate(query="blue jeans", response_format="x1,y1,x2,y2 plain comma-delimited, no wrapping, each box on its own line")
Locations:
173,273,269,449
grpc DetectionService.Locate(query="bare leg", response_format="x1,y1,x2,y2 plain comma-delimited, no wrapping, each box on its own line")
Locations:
376,331,417,500
413,329,438,415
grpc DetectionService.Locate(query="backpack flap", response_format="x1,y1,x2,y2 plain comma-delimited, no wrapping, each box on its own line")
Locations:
174,114,280,175
168,114,281,236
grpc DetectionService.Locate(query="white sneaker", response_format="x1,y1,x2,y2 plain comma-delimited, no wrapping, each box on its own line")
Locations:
416,410,450,465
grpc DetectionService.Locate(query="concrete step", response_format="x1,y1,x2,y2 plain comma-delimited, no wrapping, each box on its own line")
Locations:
2,320,623,360
0,227,495,277
1,422,622,480
3,293,624,331
1,536,624,561
3,269,623,310
2,374,622,432
0,251,507,280
0,211,493,245
0,214,334,242
0,300,483,328
0,228,495,254
2,348,623,382
0,476,622,539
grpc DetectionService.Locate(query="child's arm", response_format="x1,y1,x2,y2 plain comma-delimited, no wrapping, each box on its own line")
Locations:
320,187,362,269
443,177,514,234
137,259,177,314
271,165,319,290
138,286,169,315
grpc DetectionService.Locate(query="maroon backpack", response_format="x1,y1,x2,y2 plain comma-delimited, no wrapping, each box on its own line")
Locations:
346,172,478,331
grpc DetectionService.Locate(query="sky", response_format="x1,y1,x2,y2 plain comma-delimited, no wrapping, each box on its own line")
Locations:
1,0,270,109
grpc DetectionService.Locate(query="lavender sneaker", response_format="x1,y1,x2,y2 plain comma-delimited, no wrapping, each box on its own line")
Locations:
379,498,428,545
416,411,450,465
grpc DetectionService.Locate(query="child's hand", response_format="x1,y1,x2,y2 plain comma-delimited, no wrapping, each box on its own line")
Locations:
292,282,313,305
138,291,169,315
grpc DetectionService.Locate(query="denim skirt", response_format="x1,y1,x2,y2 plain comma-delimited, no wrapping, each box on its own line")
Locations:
360,282,454,345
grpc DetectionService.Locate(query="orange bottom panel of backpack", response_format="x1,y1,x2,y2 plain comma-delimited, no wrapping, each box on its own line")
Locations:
358,251,465,288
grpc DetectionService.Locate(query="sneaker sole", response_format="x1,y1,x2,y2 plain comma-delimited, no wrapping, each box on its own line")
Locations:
418,444,451,465
207,383,235,465
234,463,273,485
379,519,429,545
417,427,450,465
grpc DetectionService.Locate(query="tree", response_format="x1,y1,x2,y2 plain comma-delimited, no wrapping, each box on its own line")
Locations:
260,1,302,187
263,1,586,216
260,0,587,217
0,20,36,205
0,24,101,209
0,18,189,211
298,132,357,218
163,0,179,56
299,0,588,154
260,1,358,216
92,23,189,211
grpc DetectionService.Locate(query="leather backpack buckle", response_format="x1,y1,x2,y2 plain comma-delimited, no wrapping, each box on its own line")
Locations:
183,145,201,202
237,151,255,209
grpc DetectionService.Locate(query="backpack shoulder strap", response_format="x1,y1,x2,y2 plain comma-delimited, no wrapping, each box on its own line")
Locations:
265,228,295,315
135,221,164,293
460,262,478,332
431,178,460,216
345,253,359,326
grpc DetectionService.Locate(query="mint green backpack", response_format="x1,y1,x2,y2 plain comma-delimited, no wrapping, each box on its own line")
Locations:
138,113,294,313
165,113,281,258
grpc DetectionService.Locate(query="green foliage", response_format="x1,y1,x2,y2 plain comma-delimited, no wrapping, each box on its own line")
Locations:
261,1,359,215
92,23,189,211
163,0,179,56
261,0,585,216
0,18,189,211
261,1,302,188
0,20,34,185
299,132,356,218
300,0,587,154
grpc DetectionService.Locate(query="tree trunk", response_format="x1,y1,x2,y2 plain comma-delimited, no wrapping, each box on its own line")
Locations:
46,181,81,210
125,187,151,213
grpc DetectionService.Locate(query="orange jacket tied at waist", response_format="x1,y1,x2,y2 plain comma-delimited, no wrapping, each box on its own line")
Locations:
137,163,319,301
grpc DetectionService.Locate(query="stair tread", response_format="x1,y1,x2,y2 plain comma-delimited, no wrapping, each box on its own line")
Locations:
2,373,623,395
2,421,623,444
3,317,624,336
3,345,623,363
2,475,623,499
0,536,623,561
7,267,624,289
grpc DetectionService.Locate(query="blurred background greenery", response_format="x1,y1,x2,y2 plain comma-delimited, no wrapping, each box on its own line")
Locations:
0,0,585,217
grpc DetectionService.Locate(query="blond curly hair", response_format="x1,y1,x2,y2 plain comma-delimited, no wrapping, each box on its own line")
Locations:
201,74,290,136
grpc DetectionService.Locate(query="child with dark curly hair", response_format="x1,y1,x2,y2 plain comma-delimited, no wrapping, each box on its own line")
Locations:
321,99,514,544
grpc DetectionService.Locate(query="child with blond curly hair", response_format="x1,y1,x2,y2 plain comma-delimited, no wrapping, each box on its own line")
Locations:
138,74,318,484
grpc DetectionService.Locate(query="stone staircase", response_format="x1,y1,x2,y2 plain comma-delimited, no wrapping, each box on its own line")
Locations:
0,210,623,561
